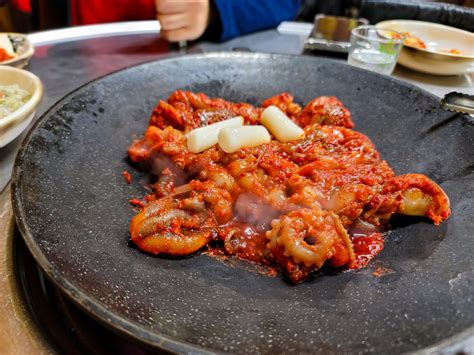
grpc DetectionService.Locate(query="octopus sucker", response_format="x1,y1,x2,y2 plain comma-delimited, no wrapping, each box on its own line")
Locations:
266,209,340,269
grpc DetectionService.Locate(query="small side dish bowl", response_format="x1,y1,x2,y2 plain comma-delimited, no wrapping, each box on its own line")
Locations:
0,32,35,68
376,20,474,76
0,66,42,147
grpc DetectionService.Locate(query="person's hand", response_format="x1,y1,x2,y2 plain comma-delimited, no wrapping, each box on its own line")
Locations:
155,0,210,42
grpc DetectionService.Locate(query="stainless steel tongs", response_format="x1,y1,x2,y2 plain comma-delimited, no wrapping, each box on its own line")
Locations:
441,92,474,115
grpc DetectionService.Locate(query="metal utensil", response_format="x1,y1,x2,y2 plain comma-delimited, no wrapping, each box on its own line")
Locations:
441,92,474,115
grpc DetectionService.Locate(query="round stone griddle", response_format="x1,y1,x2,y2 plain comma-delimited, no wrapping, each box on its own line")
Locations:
12,53,474,353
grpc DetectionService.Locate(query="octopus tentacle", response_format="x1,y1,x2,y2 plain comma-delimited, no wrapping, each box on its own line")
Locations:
266,209,350,269
130,198,213,256
388,174,451,225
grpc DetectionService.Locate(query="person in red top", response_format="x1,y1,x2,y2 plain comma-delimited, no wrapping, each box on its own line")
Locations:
70,0,156,27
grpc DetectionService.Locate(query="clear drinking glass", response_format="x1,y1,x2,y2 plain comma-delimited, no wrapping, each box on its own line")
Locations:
348,26,405,75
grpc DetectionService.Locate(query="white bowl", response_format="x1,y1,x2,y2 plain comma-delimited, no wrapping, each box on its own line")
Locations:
376,20,474,76
0,66,43,147
0,33,35,68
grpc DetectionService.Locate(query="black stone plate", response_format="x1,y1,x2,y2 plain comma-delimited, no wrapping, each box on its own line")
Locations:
12,53,474,353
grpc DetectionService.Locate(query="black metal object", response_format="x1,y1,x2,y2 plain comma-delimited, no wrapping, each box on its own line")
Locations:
441,92,474,115
11,53,474,353
13,229,163,354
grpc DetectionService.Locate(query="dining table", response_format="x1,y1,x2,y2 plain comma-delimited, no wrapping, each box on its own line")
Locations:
0,20,473,353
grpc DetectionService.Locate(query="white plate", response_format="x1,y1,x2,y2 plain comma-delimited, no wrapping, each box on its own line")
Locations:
376,20,474,76
0,33,35,69
0,66,43,147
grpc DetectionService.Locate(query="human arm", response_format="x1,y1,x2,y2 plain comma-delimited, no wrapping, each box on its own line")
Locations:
212,0,300,41
155,0,301,42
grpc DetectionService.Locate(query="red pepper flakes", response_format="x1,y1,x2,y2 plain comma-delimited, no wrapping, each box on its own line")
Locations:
129,199,145,208
372,266,395,278
122,170,132,184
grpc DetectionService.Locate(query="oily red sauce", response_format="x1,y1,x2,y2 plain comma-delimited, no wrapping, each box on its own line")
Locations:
350,233,385,269
217,221,269,264
205,221,278,277
208,220,385,277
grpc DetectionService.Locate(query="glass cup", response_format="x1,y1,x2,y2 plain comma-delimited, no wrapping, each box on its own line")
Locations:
347,25,405,75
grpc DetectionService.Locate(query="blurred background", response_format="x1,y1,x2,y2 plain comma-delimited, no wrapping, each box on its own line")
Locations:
1,0,473,34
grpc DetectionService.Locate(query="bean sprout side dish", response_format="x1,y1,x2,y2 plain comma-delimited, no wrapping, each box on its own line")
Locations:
0,84,31,119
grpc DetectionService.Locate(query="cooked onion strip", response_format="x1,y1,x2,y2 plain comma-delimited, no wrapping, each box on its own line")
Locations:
218,126,271,153
187,116,243,153
261,105,305,142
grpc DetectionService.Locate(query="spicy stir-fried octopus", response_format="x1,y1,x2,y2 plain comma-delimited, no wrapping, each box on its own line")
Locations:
128,91,450,283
